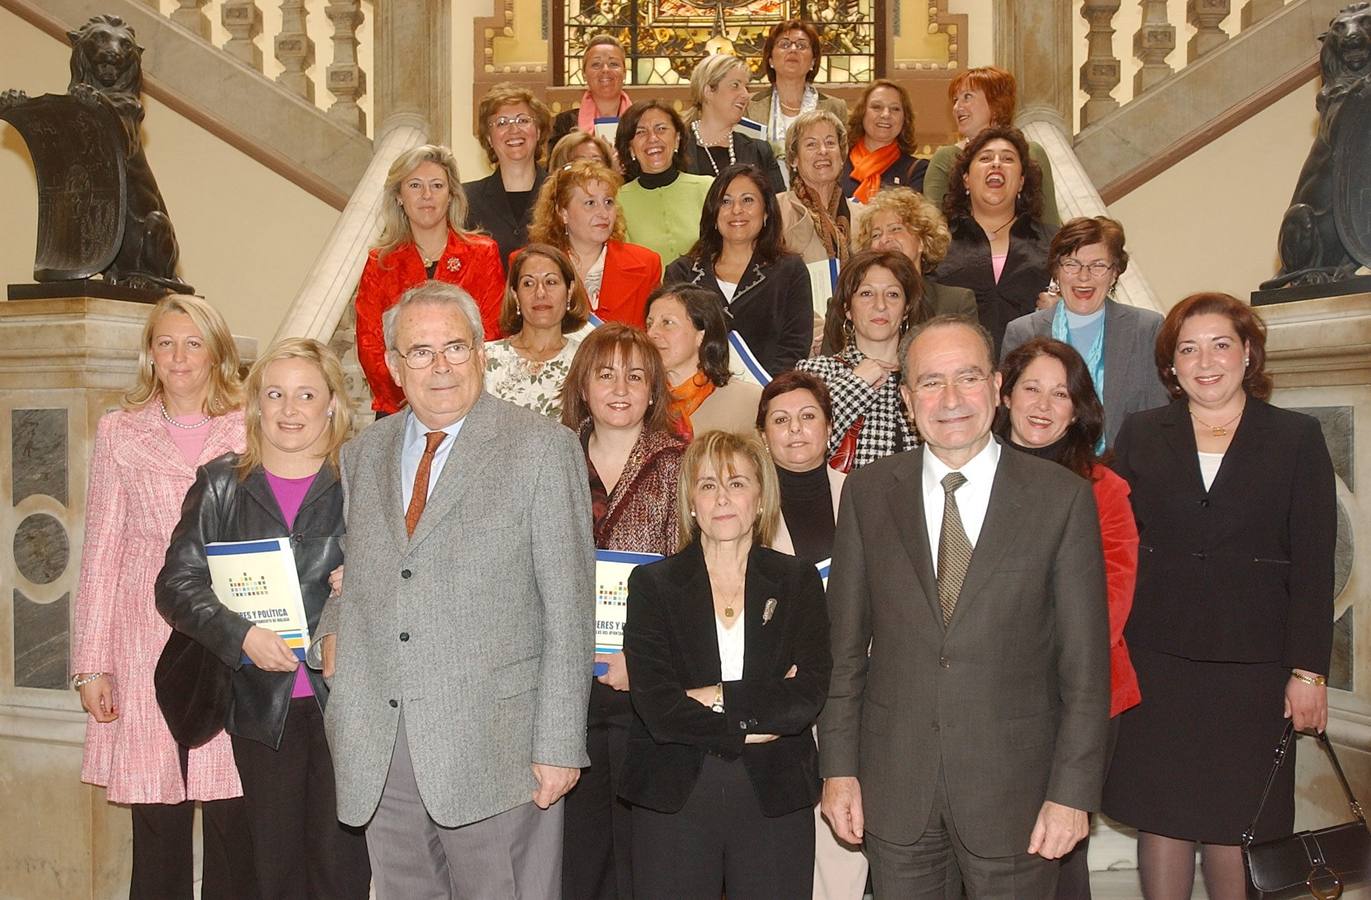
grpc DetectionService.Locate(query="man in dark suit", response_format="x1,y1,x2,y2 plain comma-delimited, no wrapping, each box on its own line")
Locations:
819,315,1110,896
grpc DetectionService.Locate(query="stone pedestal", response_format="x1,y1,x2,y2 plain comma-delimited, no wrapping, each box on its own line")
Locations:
0,297,254,899
1260,294,1371,831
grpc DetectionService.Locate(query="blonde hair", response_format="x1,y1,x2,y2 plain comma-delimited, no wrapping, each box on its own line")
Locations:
375,144,479,258
784,108,849,168
548,131,617,170
123,294,244,414
500,244,592,336
475,83,552,167
686,54,750,124
237,338,353,479
856,187,952,269
528,160,627,250
676,430,779,548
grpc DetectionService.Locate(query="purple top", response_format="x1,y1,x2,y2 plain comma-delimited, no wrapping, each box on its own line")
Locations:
265,469,319,699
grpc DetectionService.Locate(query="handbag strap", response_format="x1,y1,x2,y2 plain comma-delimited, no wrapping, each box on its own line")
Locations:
1243,722,1366,846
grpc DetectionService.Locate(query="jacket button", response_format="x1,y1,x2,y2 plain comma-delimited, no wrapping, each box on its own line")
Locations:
388,699,398,708
932,721,940,732
399,632,409,642
401,569,412,579
1199,498,1210,507
1193,551,1207,560
939,656,950,669
739,721,748,731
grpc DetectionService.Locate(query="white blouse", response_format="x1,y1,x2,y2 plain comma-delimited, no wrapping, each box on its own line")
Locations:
716,615,745,681
1198,450,1224,491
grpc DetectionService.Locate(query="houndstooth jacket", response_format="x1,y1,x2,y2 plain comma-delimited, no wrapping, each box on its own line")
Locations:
796,347,915,470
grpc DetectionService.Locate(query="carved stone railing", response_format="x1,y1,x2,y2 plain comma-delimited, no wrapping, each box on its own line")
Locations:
1074,0,1299,129
143,0,373,136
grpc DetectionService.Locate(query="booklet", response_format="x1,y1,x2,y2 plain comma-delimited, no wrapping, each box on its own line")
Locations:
594,549,664,675
727,330,772,386
816,557,831,591
807,257,840,319
205,538,311,664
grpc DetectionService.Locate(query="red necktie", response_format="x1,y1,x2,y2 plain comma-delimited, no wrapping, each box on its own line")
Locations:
404,431,446,537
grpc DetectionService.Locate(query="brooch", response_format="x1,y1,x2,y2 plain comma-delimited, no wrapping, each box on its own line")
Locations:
762,598,777,625
445,257,462,273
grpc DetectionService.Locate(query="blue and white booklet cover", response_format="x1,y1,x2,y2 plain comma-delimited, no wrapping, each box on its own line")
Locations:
205,538,311,663
594,549,664,674
727,330,772,387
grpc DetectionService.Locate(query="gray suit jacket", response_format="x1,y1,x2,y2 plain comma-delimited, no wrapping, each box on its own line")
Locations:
1001,299,1168,446
317,391,595,828
817,444,1109,856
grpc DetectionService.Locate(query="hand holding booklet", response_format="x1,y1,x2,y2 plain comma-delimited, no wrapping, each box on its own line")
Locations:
205,538,311,664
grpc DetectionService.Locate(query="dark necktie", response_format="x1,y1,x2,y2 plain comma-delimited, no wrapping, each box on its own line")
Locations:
937,471,972,624
404,431,446,537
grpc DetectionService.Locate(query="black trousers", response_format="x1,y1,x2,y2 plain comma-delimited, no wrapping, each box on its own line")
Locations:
230,698,371,900
129,796,257,900
563,680,634,899
630,754,814,899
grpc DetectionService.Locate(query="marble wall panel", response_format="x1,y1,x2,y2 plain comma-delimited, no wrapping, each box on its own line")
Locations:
13,589,69,690
12,408,68,504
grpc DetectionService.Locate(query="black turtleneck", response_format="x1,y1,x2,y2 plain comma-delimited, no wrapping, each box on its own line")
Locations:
776,463,836,564
1006,435,1066,466
638,167,681,190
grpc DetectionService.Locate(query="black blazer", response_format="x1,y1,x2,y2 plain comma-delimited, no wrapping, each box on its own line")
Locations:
155,455,344,749
839,151,928,197
620,542,831,817
933,215,1057,355
462,167,547,267
663,252,812,376
681,132,787,195
1113,398,1336,671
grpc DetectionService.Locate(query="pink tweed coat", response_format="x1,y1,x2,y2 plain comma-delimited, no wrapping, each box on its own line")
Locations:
72,403,246,803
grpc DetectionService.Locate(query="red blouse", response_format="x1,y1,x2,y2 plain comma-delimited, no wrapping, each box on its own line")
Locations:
1092,463,1142,717
355,229,505,413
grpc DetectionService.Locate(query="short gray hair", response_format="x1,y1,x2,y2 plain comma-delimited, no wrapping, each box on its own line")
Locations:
382,280,486,353
898,315,995,384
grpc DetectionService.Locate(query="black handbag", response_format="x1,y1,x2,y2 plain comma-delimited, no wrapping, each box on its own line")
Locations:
154,628,233,749
1243,721,1371,899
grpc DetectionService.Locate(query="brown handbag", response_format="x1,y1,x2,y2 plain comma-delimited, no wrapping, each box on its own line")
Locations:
1243,722,1371,899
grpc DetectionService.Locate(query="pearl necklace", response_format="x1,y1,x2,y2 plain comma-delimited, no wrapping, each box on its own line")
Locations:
691,121,737,176
160,400,211,430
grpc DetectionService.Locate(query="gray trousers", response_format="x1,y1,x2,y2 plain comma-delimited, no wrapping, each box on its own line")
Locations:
365,713,564,899
864,768,1059,900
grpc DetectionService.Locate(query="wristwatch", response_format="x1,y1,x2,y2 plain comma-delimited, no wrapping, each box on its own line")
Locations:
710,682,724,714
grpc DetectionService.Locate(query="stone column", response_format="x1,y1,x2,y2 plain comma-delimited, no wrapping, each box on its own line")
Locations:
992,0,1073,133
0,298,255,899
372,0,451,145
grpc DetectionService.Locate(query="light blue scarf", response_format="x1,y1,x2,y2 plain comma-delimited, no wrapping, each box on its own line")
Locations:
1051,301,1106,453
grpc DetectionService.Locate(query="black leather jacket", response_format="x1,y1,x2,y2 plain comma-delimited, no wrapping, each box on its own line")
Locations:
155,453,343,749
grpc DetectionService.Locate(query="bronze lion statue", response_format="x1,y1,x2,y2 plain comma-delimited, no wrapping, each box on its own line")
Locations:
1264,2,1371,290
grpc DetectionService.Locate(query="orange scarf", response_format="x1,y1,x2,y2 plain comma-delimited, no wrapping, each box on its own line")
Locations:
849,139,901,204
668,371,716,441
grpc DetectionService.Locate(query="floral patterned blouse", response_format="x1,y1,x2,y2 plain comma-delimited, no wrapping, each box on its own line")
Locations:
484,336,581,419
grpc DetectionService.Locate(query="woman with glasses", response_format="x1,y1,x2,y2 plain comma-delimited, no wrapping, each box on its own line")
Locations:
484,244,590,419
549,34,633,151
796,250,927,470
839,80,926,204
463,83,552,265
682,54,786,194
355,145,505,417
615,100,717,267
746,20,848,168
663,162,812,377
1000,217,1167,447
934,125,1056,355
527,160,662,328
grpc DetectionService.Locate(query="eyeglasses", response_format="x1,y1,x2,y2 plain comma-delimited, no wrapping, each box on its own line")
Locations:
912,372,991,396
396,343,473,369
490,114,535,131
776,39,811,51
1059,258,1114,277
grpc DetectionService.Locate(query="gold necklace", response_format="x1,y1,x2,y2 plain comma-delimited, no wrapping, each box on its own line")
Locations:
1189,406,1243,437
980,215,1015,238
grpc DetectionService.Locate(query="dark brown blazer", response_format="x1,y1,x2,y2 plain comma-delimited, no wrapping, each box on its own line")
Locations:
818,443,1109,856
1112,398,1335,671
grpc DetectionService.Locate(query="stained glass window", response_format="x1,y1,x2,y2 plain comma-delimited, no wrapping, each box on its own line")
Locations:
560,1,877,87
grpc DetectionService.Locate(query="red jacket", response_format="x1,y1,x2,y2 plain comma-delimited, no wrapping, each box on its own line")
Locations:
1092,464,1141,717
355,230,505,413
595,241,661,327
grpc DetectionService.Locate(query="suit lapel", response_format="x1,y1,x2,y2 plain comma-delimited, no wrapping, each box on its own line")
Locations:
377,415,411,550
947,447,1025,632
1159,399,1206,496
1206,398,1272,503
673,543,723,684
240,466,289,530
408,393,498,548
742,547,783,678
600,242,647,301
1101,300,1125,415
886,449,940,622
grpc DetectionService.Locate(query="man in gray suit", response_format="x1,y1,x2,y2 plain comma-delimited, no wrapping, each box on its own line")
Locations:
819,316,1109,896
315,281,595,897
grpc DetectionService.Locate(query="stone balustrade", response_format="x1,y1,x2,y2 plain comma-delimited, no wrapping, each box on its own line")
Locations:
1075,0,1292,129
144,0,373,135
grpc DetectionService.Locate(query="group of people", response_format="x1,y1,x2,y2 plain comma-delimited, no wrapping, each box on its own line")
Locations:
69,19,1336,900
